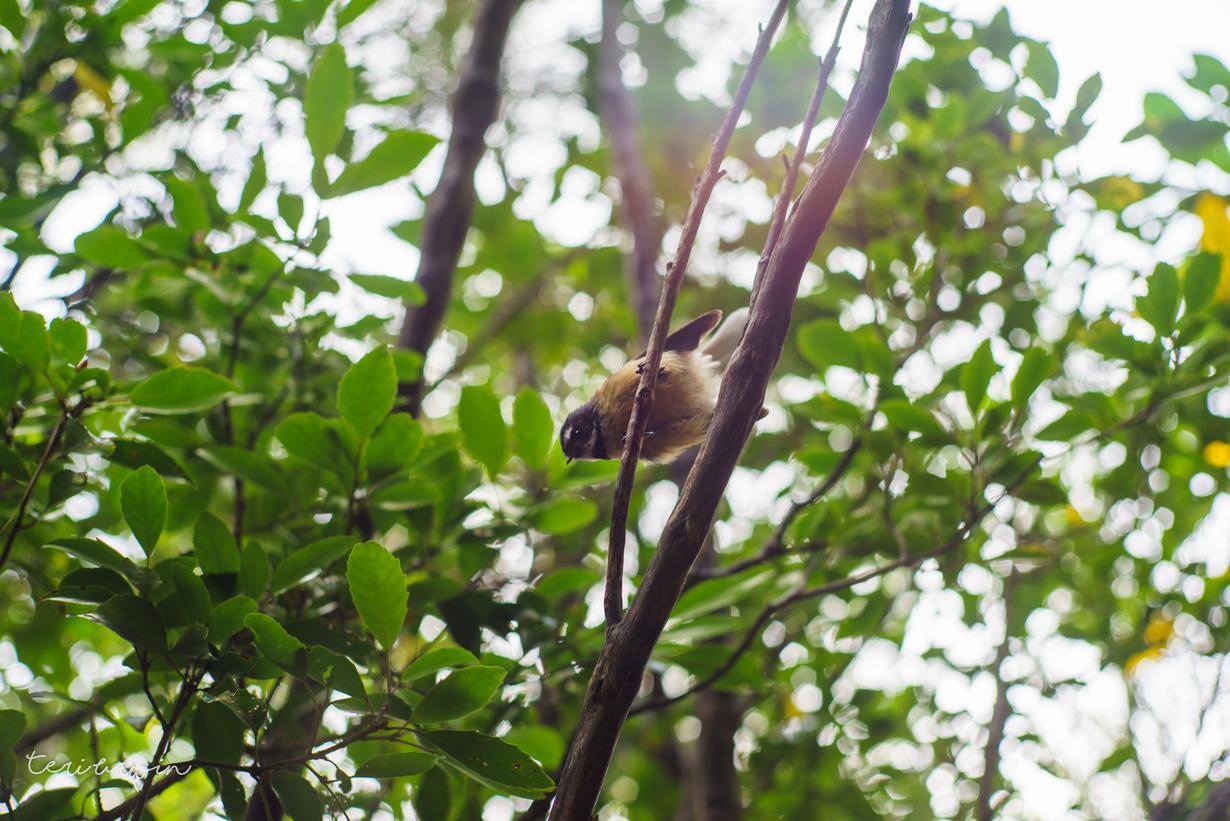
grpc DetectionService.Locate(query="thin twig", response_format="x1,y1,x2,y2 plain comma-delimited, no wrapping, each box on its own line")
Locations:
750,0,856,309
604,0,791,628
0,410,70,571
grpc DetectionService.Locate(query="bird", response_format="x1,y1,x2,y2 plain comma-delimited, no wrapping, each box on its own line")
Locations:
560,307,749,464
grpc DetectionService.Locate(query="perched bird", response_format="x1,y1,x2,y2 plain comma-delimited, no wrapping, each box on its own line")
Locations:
560,307,749,464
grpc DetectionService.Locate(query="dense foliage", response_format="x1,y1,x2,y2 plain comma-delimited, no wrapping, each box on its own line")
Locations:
1,1,1229,819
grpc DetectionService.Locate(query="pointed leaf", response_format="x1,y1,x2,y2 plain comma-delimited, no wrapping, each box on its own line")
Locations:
121,466,166,554
338,346,396,438
131,367,236,413
304,43,351,164
413,665,506,724
346,541,407,651
458,384,508,476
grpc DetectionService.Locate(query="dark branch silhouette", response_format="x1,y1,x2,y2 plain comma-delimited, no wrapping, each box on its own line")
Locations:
547,2,912,817
397,0,523,415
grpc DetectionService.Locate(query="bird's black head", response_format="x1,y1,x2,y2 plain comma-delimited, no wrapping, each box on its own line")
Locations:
560,402,608,463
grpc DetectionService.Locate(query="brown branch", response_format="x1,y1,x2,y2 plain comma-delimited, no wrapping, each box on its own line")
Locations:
397,0,523,416
547,3,911,817
603,0,791,629
0,409,71,571
598,0,662,343
976,577,1016,821
750,0,855,309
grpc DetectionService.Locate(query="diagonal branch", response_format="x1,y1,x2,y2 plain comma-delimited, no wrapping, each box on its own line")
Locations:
397,0,523,416
548,3,911,817
603,0,791,629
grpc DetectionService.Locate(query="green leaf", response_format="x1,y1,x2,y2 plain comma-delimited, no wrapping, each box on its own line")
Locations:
338,346,397,438
354,751,438,778
458,384,508,476
74,225,151,268
194,512,240,574
371,478,443,509
271,535,357,593
329,131,440,197
172,562,211,623
276,412,352,475
270,771,322,821
530,497,597,534
336,0,380,27
1138,262,1180,336
423,730,554,798
165,175,211,233
121,466,166,554
403,647,478,681
307,647,365,695
513,388,553,471
416,766,451,821
207,596,257,644
131,366,237,413
87,594,166,653
0,709,26,785
244,613,304,670
0,305,49,371
880,400,946,439
348,273,427,303
1024,41,1059,98
368,413,424,473
48,537,140,578
239,544,270,598
49,317,87,363
1185,253,1221,316
192,700,245,765
304,42,352,164
239,148,266,213
414,665,506,724
960,340,997,413
672,568,773,623
1010,348,1053,410
346,541,408,651
797,319,861,372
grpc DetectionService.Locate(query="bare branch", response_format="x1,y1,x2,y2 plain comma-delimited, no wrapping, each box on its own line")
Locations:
547,4,912,816
604,0,791,629
397,0,523,416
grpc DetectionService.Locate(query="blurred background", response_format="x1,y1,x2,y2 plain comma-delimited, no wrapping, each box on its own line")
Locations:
3,0,1230,819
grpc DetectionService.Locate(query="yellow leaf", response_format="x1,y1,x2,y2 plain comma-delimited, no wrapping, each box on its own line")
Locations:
1124,644,1165,678
1204,440,1230,469
1143,617,1174,646
1099,175,1145,210
1194,193,1230,302
73,62,113,110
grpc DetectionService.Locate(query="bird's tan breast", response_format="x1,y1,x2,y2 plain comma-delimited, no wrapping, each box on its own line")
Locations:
593,351,717,460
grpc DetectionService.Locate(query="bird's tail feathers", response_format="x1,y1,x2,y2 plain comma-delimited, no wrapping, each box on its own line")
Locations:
702,307,748,369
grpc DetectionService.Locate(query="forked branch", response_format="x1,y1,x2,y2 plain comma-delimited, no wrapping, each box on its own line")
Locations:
548,2,912,817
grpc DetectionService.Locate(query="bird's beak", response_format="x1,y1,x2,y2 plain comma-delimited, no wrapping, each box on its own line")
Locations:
565,455,573,464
